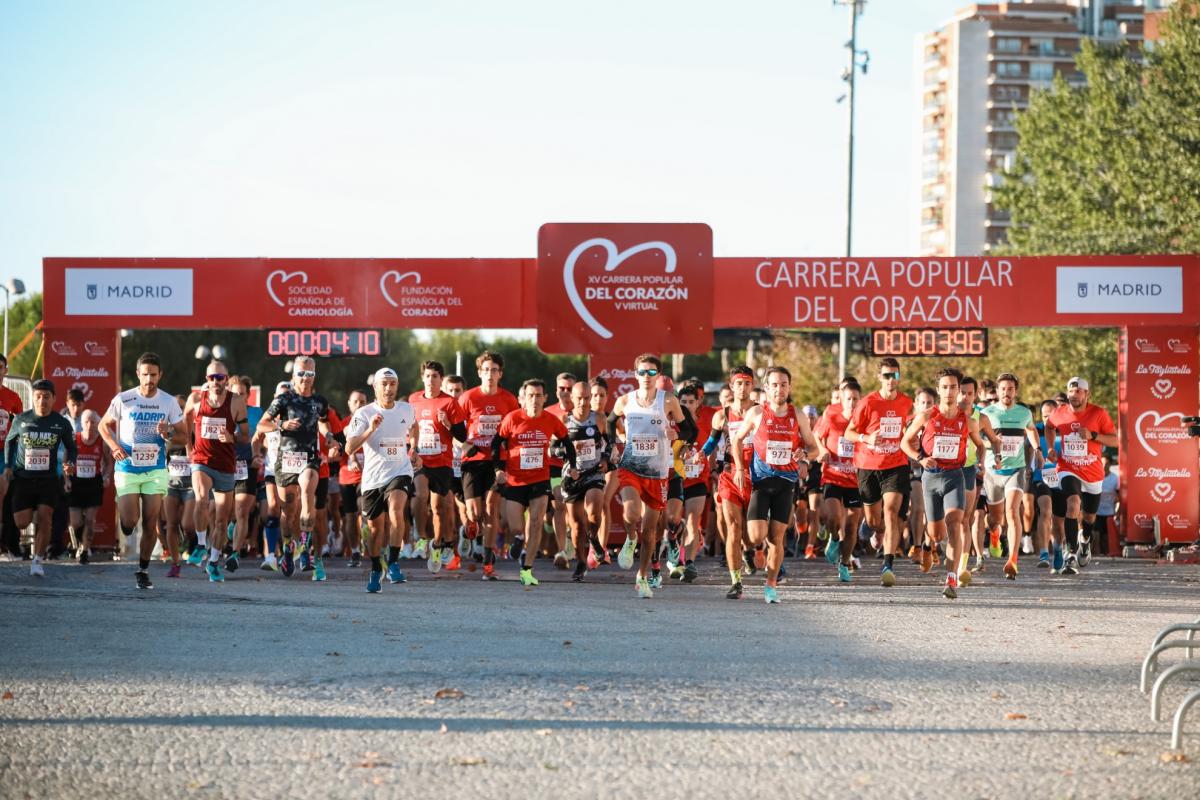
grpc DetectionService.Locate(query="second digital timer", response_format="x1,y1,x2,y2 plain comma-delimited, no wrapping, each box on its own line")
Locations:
267,330,384,358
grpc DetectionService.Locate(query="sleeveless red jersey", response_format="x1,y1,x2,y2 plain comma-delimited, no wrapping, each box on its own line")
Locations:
192,392,237,473
74,432,105,480
752,403,801,475
920,406,968,470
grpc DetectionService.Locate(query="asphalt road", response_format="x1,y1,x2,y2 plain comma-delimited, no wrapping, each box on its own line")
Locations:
1,553,1198,799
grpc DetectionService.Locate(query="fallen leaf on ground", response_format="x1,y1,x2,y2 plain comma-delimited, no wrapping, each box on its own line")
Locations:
454,757,487,766
542,763,559,770
1005,712,1027,720
1,691,13,701
991,691,1006,700
1160,751,1190,764
435,688,465,700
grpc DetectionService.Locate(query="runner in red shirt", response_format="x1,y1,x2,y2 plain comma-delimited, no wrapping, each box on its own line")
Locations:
0,354,24,557
457,351,519,579
543,372,577,570
492,378,575,587
67,410,111,563
813,377,864,583
336,390,368,567
702,366,758,596
845,357,914,587
1044,376,1118,575
409,360,469,570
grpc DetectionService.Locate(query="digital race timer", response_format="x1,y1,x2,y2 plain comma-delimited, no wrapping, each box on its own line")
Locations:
870,328,988,357
267,330,384,358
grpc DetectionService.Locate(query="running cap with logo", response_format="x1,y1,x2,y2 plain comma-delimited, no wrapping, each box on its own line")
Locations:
374,367,398,385
1066,377,1089,391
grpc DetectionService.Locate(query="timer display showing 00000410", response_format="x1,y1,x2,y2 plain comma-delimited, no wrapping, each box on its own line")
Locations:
267,330,384,357
869,328,988,357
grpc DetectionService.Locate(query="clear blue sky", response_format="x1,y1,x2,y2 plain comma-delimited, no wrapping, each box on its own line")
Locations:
1,0,959,299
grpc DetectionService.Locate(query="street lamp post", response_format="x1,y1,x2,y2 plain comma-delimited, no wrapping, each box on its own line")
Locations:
2,278,27,359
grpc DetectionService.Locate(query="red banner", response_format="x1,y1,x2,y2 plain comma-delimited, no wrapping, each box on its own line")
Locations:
42,328,121,547
537,224,713,353
1119,327,1199,544
43,258,535,330
587,353,644,414
713,255,1200,328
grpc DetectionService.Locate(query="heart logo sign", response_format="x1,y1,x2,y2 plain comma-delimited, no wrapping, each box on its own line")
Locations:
1134,338,1159,353
379,271,421,308
1135,410,1185,456
1133,513,1151,528
1151,378,1176,399
1167,338,1190,353
1152,482,1177,502
266,270,309,307
563,238,677,340
1167,514,1188,529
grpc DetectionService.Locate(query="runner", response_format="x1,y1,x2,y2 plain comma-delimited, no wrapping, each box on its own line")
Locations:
166,401,195,575
229,375,264,568
560,380,610,582
544,372,577,568
610,355,693,599
0,355,25,557
184,360,249,583
338,389,368,567
1032,399,1063,570
253,380,290,572
68,410,110,563
492,378,576,587
1044,377,1117,575
457,351,519,581
844,357,914,587
901,368,984,599
99,353,188,590
256,356,332,582
796,404,823,559
813,377,864,583
729,367,817,603
979,372,1041,581
5,379,76,577
957,376,986,571
673,379,713,583
345,368,419,592
702,366,757,598
409,360,469,573
442,375,472,558
905,386,937,570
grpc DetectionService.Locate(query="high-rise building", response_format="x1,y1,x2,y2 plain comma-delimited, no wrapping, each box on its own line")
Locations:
916,1,1170,256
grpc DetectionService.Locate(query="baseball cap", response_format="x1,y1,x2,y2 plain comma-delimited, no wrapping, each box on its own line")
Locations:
1066,377,1089,391
374,367,398,385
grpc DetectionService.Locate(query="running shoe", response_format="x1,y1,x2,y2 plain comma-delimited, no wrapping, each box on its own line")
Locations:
803,544,816,560
920,547,933,573
508,537,524,562
440,546,454,567
850,556,862,571
971,556,984,573
1036,553,1050,569
636,576,653,599
1021,535,1034,555
816,526,830,542
225,553,240,573
428,545,442,574
1052,548,1065,573
482,563,497,581
764,585,780,604
457,527,473,558
587,546,602,571
943,572,958,600
299,548,312,573
473,538,485,562
669,563,685,580
29,559,44,578
648,572,663,589
187,548,205,567
1004,559,1018,580
366,570,382,593
778,563,788,582
825,536,840,565
166,563,182,578
907,545,920,564
387,562,406,583
988,529,1003,559
206,562,224,583
281,547,295,577
519,568,539,587
553,551,569,570
880,565,896,587
399,543,414,560
135,570,153,590
442,553,458,571
725,581,743,600
1060,553,1079,576
572,562,587,582
666,539,681,566
312,558,327,582
261,554,279,572
348,552,362,568
1078,539,1092,568
958,567,972,587
838,563,852,583
683,562,698,583
414,538,429,559
617,538,636,570
78,548,90,565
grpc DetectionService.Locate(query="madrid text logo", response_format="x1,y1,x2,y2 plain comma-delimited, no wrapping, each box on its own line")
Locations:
1150,378,1176,400
1150,482,1177,503
564,238,678,340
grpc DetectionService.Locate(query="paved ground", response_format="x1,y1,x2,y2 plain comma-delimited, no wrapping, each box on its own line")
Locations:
1,553,1198,799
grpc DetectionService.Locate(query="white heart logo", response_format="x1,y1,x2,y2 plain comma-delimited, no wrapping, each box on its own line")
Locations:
1167,338,1187,352
1154,378,1173,395
1154,482,1172,498
562,238,677,340
1168,514,1187,528
266,270,309,307
1135,338,1155,351
615,381,637,397
1135,410,1185,456
1133,513,1151,527
70,381,91,401
379,271,421,308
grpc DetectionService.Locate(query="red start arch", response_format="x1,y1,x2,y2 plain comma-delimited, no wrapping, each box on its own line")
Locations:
41,223,1200,548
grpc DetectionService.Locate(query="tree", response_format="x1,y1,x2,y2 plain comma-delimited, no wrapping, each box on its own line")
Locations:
5,293,43,377
994,1,1200,254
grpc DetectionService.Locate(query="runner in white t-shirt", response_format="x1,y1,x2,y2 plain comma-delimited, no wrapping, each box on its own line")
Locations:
345,368,420,594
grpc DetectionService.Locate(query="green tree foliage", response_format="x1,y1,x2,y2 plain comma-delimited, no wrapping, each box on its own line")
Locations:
994,1,1200,253
5,293,43,377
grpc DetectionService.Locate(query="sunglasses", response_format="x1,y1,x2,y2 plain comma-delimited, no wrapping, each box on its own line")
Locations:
206,373,227,381
880,371,900,380
636,368,659,377
294,370,316,378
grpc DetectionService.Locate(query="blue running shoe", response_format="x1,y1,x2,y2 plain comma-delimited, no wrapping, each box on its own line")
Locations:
312,558,326,582
777,563,788,582
299,548,312,572
880,565,896,587
187,547,206,567
224,552,239,573
838,563,852,583
280,547,295,577
666,539,681,566
387,563,406,584
825,536,840,565
763,585,780,604
366,570,382,593
206,562,224,583
1052,547,1064,573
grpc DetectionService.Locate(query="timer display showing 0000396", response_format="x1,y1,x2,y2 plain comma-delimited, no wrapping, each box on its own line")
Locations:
870,328,989,357
267,330,384,357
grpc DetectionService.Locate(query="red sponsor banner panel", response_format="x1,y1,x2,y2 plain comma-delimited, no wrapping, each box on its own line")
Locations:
42,328,121,548
1119,327,1199,544
587,353,643,414
43,258,536,330
713,255,1200,328
538,224,713,354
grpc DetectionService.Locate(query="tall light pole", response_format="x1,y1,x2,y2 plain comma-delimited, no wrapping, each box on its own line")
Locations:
834,0,869,381
2,278,27,359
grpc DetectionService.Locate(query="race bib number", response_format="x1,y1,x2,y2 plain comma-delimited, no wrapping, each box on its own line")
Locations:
235,460,249,481
475,414,501,444
168,454,191,478
878,418,902,440
379,438,406,461
1042,466,1060,489
417,422,442,456
133,444,160,468
684,450,704,479
76,458,97,479
280,451,307,474
630,434,659,457
837,436,855,459
575,439,597,468
1062,435,1087,459
765,440,793,467
200,416,225,441
452,447,462,477
932,435,961,461
23,447,50,472
1000,435,1023,459
519,446,544,471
